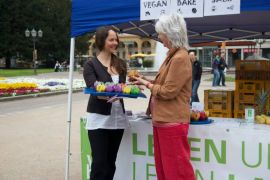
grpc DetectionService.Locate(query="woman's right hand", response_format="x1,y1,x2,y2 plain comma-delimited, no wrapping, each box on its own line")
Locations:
97,96,110,100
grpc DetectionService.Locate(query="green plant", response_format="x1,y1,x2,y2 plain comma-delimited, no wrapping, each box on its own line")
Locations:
143,59,154,67
255,89,269,115
205,76,235,82
0,69,54,77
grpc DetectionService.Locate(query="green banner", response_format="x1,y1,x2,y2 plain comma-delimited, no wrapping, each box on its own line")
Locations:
80,118,91,180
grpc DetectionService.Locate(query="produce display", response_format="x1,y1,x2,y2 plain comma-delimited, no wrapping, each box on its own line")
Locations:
83,81,146,98
255,114,270,125
190,110,209,121
94,82,140,95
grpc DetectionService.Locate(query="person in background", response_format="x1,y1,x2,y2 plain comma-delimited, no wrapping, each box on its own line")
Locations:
54,61,61,72
83,26,128,180
133,14,195,180
218,53,228,86
138,57,143,68
211,52,220,86
190,51,202,103
61,60,67,71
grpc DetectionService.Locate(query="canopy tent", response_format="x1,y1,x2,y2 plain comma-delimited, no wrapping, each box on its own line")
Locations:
65,1,270,179
71,0,270,43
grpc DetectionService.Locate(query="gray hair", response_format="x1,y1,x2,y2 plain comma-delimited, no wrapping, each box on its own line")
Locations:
155,14,189,50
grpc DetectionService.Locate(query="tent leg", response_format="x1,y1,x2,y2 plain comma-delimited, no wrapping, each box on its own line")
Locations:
65,37,75,180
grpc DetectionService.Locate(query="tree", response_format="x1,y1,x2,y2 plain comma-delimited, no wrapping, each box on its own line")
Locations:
74,33,93,67
0,0,71,68
75,34,92,56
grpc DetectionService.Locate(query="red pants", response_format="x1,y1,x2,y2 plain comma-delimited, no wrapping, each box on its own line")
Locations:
153,124,196,180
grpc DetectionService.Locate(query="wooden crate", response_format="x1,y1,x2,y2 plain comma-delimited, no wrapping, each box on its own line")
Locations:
235,80,265,93
265,82,270,114
234,110,245,119
204,90,234,103
234,92,257,104
265,81,270,92
265,81,270,114
234,102,256,112
266,101,270,115
205,101,232,111
236,60,270,71
209,111,233,118
236,71,269,81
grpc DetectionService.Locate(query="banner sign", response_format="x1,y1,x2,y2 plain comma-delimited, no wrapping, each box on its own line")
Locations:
140,0,240,20
140,0,171,20
81,118,91,180
81,118,270,180
204,0,240,16
170,0,203,18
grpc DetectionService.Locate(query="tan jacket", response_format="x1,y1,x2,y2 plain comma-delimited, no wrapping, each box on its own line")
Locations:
148,48,192,123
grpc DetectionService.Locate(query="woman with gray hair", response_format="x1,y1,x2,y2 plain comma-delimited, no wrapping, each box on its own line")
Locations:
132,13,195,180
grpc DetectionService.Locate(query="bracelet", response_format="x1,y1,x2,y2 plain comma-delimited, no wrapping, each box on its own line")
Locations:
146,82,151,89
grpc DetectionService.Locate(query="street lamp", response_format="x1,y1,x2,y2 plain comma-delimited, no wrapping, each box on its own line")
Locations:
25,28,43,75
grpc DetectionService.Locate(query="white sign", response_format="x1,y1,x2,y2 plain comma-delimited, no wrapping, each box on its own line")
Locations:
192,102,204,111
171,0,203,18
140,0,171,20
245,107,255,123
113,119,270,180
204,0,240,16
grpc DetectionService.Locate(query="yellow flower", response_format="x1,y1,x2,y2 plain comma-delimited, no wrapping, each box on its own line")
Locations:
0,82,38,90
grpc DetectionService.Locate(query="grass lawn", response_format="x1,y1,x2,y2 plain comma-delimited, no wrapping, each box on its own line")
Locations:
0,69,54,77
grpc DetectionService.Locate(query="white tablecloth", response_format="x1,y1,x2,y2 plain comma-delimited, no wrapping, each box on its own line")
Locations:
114,117,270,180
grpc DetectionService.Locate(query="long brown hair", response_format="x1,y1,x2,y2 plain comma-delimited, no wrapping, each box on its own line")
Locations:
95,26,126,74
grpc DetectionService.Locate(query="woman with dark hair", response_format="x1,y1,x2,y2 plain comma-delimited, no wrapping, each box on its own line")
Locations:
83,26,128,180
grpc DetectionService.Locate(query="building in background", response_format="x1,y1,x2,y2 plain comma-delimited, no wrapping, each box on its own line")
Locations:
88,34,270,69
88,33,156,60
190,40,270,69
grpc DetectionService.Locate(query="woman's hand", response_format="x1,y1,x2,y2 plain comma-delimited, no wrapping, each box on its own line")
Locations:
133,76,148,86
97,96,110,100
138,85,145,91
97,96,121,103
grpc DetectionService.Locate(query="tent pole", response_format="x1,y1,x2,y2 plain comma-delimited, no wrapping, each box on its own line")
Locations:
65,37,75,180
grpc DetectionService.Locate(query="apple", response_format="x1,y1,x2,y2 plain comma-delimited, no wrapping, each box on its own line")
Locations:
191,110,200,121
199,111,208,121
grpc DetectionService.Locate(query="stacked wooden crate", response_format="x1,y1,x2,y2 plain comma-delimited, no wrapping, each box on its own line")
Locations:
265,80,270,114
204,90,234,118
234,60,270,118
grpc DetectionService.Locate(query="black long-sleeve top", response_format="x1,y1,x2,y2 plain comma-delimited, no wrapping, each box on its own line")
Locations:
218,58,228,70
83,57,127,115
192,60,202,80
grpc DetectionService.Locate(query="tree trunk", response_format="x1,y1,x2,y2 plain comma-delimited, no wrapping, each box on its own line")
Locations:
5,56,11,69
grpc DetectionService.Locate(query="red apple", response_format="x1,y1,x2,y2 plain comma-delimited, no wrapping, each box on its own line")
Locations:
199,111,208,121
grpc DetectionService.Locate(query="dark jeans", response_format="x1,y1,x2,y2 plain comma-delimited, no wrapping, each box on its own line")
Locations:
191,80,200,103
218,70,226,86
212,69,220,86
88,129,124,180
